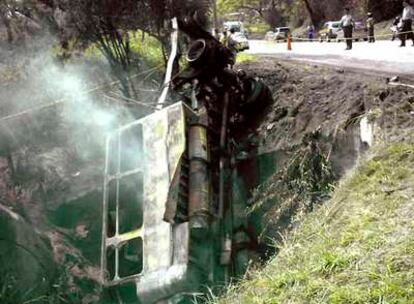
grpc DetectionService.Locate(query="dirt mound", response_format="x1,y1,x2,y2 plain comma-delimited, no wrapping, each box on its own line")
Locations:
235,58,414,258
239,58,414,153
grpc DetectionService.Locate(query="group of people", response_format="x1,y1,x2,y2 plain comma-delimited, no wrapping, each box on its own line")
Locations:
340,0,414,50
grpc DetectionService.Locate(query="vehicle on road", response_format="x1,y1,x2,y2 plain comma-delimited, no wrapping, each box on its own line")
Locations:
337,21,368,42
319,21,342,42
233,32,250,51
223,21,248,36
264,27,290,41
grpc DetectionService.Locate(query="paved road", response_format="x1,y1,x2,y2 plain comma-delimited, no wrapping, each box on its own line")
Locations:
247,40,414,76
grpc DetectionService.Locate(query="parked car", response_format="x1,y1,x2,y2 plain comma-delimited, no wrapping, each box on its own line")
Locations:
264,27,290,41
265,31,276,40
233,32,250,51
336,21,368,42
224,21,247,34
319,21,342,42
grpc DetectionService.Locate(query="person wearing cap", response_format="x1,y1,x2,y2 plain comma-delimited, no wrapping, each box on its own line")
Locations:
366,12,375,43
340,7,355,50
399,0,414,47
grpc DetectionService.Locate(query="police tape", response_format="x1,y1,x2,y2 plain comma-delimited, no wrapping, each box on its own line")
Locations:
273,30,414,42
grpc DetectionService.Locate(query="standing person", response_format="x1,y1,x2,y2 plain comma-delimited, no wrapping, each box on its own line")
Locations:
220,29,228,46
227,28,239,55
340,7,355,50
391,16,402,41
366,12,375,43
213,28,220,40
307,24,315,41
399,0,414,47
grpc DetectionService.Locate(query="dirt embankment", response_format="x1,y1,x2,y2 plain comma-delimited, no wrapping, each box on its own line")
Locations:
217,55,414,303
240,58,413,153
236,57,414,251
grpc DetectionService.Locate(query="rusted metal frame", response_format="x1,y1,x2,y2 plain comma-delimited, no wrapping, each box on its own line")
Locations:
114,130,121,281
101,127,146,286
100,135,111,283
156,17,179,110
218,92,230,219
188,109,211,228
107,167,143,182
102,102,195,287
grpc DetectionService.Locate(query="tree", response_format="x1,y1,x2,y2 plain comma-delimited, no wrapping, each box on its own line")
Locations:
48,0,212,98
218,0,285,28
0,2,14,43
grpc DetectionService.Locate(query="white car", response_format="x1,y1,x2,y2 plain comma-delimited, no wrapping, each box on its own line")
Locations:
233,32,249,51
264,27,290,41
224,21,245,33
319,21,342,41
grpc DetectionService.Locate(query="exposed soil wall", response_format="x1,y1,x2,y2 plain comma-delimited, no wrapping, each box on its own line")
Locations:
236,58,414,252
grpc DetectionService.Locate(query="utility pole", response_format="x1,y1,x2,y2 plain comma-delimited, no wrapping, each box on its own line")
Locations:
213,0,219,37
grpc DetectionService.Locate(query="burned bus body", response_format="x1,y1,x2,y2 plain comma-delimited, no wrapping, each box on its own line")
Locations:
101,19,272,303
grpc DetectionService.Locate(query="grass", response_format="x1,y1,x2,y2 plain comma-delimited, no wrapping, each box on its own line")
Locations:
129,31,164,67
246,23,271,35
237,53,258,64
217,142,414,303
83,30,164,68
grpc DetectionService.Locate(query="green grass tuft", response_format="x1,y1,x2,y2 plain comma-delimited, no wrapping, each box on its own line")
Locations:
217,142,414,303
237,53,258,64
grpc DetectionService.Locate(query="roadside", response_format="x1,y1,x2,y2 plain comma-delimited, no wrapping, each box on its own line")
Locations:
216,50,414,304
246,40,414,76
233,56,414,267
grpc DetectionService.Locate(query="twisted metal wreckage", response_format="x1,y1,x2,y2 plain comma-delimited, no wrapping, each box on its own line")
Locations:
101,15,273,304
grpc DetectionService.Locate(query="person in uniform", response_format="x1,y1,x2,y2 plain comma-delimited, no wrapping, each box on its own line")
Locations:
340,7,355,50
366,12,375,43
220,28,229,46
399,0,414,47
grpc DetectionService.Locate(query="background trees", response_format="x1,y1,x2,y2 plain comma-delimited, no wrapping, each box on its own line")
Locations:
218,0,404,28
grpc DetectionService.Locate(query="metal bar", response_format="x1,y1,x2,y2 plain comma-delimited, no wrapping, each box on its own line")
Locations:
213,0,218,36
100,135,112,283
107,168,143,181
188,120,210,229
106,228,144,247
156,17,179,110
116,131,121,236
106,274,143,287
115,246,120,281
218,92,230,218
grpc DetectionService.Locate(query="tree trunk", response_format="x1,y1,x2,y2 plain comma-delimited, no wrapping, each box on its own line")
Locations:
301,0,320,27
1,17,13,43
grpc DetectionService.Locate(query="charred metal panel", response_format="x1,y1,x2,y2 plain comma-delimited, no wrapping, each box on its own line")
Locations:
101,102,194,292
